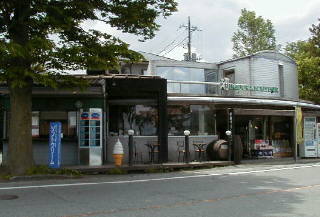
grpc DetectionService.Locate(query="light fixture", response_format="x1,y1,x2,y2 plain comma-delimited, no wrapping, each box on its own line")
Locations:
225,130,232,136
74,100,83,109
184,130,190,136
128,129,134,136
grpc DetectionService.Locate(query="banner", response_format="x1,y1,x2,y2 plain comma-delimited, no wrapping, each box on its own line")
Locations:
295,107,303,145
49,122,62,168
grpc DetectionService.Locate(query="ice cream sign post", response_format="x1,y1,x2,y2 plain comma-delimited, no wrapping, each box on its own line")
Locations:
48,122,62,168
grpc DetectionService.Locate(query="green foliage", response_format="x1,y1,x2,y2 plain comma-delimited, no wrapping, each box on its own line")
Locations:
25,165,82,176
107,167,128,175
0,0,177,87
0,0,177,174
232,8,277,58
285,19,320,103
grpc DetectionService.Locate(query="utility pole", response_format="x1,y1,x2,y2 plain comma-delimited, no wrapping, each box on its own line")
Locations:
180,16,201,61
187,17,191,62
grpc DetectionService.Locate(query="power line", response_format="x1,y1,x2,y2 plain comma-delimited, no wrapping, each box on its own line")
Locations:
162,36,188,56
157,30,186,55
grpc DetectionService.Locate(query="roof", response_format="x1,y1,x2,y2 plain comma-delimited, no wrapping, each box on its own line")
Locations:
217,50,296,65
139,51,177,61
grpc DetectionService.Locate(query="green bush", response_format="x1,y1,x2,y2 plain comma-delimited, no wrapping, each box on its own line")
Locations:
107,168,128,175
26,165,82,176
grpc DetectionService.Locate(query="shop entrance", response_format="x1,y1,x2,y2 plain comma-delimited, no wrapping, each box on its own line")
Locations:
235,116,293,159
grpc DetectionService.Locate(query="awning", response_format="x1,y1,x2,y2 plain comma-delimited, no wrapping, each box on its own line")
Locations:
168,96,320,110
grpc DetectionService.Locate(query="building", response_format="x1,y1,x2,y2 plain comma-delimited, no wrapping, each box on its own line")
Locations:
1,50,320,166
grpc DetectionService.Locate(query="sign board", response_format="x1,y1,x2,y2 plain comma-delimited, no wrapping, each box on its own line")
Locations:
49,122,62,168
220,78,279,93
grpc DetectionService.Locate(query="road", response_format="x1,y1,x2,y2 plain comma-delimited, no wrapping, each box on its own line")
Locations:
1,162,320,217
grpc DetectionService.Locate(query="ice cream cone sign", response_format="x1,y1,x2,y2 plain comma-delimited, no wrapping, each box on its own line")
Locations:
113,138,124,167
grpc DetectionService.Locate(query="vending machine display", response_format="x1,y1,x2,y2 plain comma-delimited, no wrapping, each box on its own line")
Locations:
79,108,102,165
300,117,317,157
317,123,320,157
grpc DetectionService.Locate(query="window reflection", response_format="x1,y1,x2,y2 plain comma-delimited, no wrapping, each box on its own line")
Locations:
109,105,158,136
168,105,216,136
156,66,205,94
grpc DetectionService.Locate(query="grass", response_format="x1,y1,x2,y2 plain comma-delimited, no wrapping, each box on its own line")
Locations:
107,167,128,175
26,165,82,176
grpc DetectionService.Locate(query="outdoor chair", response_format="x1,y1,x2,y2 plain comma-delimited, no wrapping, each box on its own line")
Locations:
176,140,186,162
145,141,160,163
192,140,207,162
133,141,143,164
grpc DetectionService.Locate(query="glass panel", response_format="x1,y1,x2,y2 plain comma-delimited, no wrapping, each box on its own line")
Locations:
38,111,76,139
168,105,216,136
109,105,158,136
168,105,191,136
156,66,206,94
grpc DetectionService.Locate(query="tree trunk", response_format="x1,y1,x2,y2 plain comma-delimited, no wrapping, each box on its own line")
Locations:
8,81,33,175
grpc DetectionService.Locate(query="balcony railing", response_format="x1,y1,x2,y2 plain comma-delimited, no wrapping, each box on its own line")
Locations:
167,80,221,95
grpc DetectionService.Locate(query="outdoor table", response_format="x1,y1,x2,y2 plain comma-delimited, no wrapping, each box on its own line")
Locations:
192,142,207,162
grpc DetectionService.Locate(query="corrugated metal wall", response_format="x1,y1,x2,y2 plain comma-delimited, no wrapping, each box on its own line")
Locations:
218,51,299,100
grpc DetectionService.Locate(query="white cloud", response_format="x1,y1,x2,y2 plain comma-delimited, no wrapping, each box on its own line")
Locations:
84,0,320,63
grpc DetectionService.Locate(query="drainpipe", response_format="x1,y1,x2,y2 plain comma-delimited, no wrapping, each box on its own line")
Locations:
101,78,107,163
249,56,252,97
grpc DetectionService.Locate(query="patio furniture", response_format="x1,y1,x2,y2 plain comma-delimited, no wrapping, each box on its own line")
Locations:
192,140,207,162
133,141,143,164
176,140,186,162
145,141,160,163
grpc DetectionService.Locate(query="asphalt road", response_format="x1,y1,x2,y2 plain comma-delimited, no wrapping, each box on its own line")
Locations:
1,162,320,217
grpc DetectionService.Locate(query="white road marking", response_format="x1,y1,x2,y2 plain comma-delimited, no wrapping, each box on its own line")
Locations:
1,163,320,191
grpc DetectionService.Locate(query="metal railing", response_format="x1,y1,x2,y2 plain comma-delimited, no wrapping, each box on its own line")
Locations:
167,80,220,95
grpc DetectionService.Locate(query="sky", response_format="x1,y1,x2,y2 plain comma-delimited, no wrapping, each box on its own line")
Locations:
88,0,320,63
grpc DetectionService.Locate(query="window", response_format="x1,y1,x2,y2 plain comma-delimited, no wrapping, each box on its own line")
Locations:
168,105,216,136
109,105,158,136
156,66,205,94
223,69,235,83
5,111,77,139
37,111,77,139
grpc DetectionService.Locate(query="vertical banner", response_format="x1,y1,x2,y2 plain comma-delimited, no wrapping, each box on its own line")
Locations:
49,122,62,168
295,107,303,145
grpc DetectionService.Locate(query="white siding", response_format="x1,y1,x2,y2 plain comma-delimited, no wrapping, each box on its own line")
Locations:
283,62,299,100
251,57,280,98
218,51,299,100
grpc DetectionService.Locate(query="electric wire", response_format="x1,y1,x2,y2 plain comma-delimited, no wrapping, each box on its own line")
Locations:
162,36,188,56
157,29,186,55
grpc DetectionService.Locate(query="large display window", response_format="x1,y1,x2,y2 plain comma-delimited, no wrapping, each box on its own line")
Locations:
168,105,216,136
109,105,158,136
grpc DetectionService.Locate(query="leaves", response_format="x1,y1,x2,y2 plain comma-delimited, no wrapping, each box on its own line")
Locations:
0,0,177,87
285,19,320,103
232,8,277,58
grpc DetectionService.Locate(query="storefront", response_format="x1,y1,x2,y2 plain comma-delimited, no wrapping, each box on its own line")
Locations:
2,51,320,166
0,75,168,166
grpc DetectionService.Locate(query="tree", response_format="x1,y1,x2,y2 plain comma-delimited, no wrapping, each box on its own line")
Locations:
232,8,277,58
0,0,177,174
285,19,320,103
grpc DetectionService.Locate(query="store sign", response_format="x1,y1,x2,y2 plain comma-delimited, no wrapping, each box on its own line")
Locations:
49,122,61,168
220,78,279,93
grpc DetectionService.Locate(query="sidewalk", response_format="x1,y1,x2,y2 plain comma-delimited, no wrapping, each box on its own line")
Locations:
241,157,320,165
64,161,234,174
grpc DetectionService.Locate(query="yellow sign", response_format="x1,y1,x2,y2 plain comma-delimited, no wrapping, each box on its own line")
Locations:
295,107,303,144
